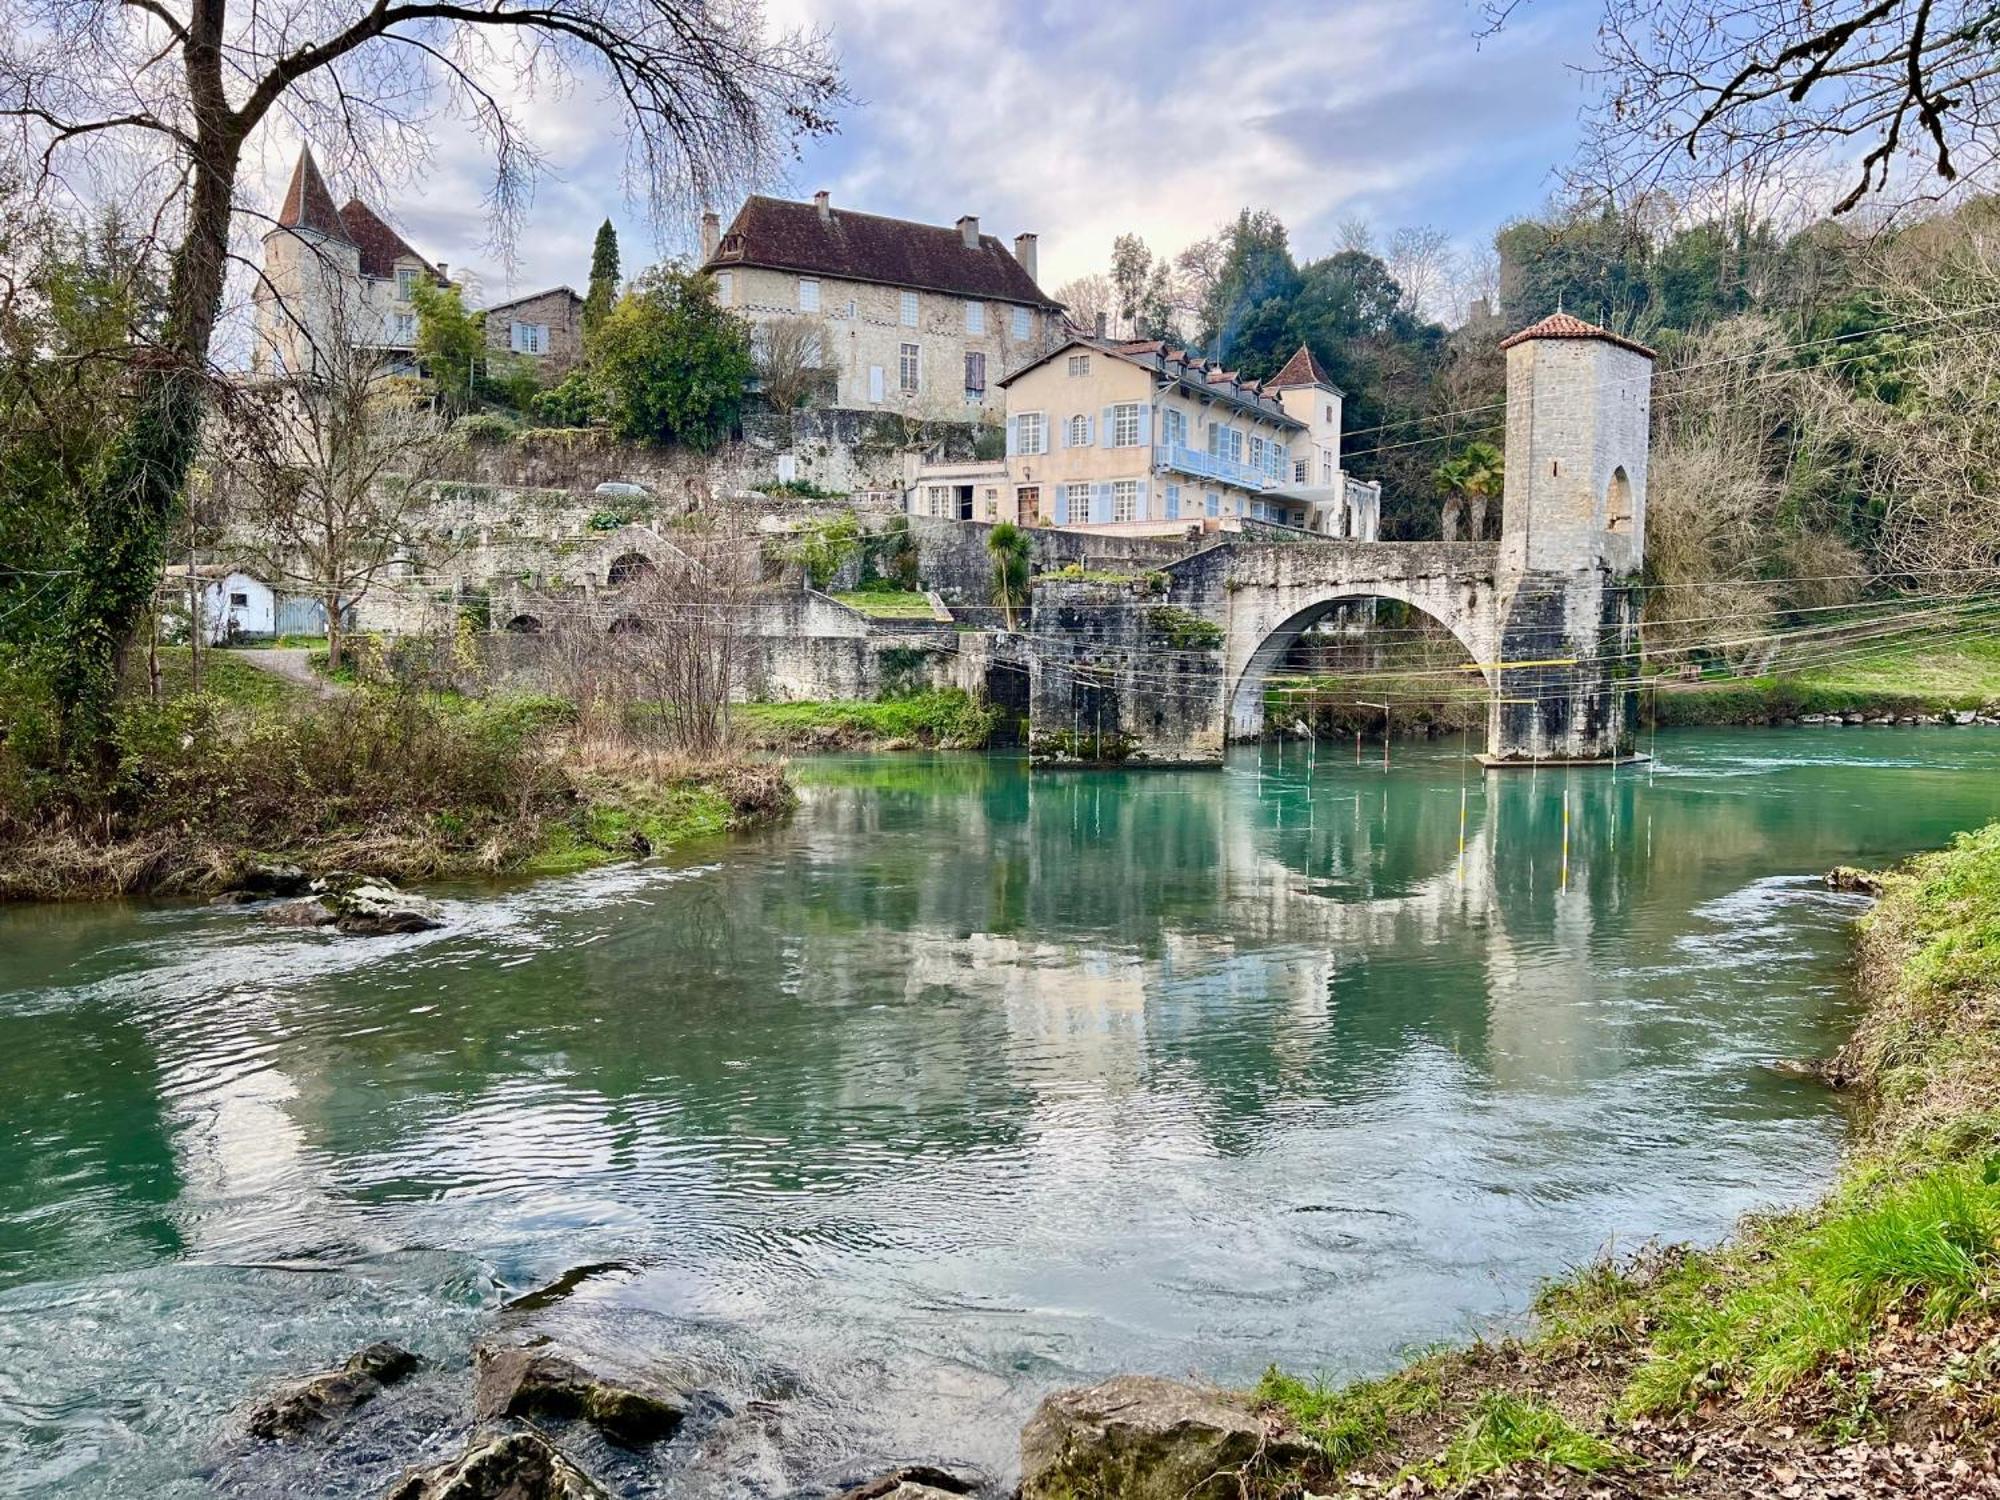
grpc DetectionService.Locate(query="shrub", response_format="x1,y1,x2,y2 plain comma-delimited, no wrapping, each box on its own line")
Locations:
533,369,603,428
455,411,520,446
1147,605,1223,649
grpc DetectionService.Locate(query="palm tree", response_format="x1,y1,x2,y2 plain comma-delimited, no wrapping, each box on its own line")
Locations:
988,522,1032,631
1433,441,1505,541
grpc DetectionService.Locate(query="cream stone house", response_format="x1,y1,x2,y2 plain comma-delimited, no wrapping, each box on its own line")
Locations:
252,147,452,377
699,192,1064,417
908,338,1381,537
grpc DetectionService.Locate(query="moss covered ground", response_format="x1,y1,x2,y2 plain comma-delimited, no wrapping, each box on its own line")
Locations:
733,689,996,751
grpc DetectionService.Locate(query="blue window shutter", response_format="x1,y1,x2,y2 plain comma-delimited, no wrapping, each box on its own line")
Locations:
1100,406,1115,448
1054,487,1070,525
1091,482,1113,523
1135,478,1149,520
1059,417,1070,449
1165,484,1179,520
1137,405,1152,448
1005,415,1019,457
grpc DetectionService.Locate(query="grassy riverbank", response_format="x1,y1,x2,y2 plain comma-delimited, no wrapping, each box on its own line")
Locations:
733,688,996,752
0,661,791,901
1241,825,2000,1497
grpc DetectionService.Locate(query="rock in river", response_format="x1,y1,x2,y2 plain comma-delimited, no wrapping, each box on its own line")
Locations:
834,1464,979,1500
1826,865,1885,896
385,1428,606,1500
473,1343,686,1446
258,879,444,936
1018,1375,1319,1500
245,1340,421,1440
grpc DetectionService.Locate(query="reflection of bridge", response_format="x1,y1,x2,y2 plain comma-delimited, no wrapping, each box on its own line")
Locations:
1024,314,1655,768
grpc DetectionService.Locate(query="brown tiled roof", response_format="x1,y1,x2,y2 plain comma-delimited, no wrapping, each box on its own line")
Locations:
337,198,440,281
1267,343,1337,390
278,147,346,240
1498,311,1655,359
703,195,1062,309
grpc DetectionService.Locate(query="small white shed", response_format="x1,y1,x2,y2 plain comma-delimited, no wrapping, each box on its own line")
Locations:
201,571,276,643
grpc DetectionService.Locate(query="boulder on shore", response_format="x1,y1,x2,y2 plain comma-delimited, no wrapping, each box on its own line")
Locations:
1018,1375,1318,1500
385,1428,606,1500
473,1343,686,1446
245,1340,421,1440
1826,866,1886,897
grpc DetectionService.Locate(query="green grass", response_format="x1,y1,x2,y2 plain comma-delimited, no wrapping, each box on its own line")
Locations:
1657,638,2000,724
832,589,938,619
734,689,995,749
148,647,299,708
1426,1393,1629,1484
522,779,740,874
1256,1362,1445,1469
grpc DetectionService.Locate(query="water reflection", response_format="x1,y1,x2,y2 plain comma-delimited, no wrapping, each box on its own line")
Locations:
4,729,2000,1496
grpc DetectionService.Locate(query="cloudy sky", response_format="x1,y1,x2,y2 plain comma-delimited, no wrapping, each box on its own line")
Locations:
251,0,1604,307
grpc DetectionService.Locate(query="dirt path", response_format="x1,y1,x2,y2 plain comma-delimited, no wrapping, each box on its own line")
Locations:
235,647,343,699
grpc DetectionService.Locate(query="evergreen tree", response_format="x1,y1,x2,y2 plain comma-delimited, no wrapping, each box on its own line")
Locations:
583,220,621,345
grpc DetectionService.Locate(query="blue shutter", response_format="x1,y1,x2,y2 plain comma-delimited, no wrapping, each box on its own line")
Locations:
1005,415,1019,457
1165,483,1180,520
1137,405,1152,449
1058,416,1070,449
1100,407,1115,449
1135,479,1150,521
1054,486,1070,525
1090,482,1112,524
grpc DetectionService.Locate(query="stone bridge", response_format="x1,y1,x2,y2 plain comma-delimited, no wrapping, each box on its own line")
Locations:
1021,313,1655,769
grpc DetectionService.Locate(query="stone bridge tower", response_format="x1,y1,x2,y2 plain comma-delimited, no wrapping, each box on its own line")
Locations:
1487,313,1654,764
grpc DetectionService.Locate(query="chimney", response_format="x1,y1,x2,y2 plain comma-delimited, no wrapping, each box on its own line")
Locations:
700,210,720,262
1093,310,1108,339
435,262,449,283
814,189,831,224
1013,231,1038,283
957,214,980,249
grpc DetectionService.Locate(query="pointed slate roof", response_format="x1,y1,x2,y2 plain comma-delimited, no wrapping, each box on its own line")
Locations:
1498,311,1655,359
277,147,347,241
1266,343,1337,390
337,197,438,281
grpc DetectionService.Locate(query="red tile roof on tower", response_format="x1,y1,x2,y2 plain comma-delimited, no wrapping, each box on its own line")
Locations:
277,146,347,241
1498,311,1655,359
337,198,441,281
702,195,1062,309
1266,343,1336,390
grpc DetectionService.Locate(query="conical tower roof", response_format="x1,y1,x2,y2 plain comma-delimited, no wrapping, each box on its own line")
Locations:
277,146,348,241
1266,343,1337,390
1498,311,1654,359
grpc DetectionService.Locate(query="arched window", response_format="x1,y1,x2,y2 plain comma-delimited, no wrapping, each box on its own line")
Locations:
1606,466,1634,533
503,614,544,635
607,552,655,587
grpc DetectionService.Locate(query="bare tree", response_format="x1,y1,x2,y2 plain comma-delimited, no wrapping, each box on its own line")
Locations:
1489,2,2000,214
1,0,843,769
223,290,457,671
753,314,825,410
1386,225,1454,320
1053,272,1112,334
1334,217,1375,255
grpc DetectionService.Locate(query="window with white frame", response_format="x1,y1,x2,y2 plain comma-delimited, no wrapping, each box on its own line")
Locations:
509,321,548,355
1111,403,1142,447
1112,479,1139,522
1249,435,1266,471
396,267,419,301
898,342,920,392
1162,407,1186,449
1225,427,1244,464
900,290,919,326
1017,410,1047,455
1011,307,1031,339
1205,491,1220,517
390,312,416,344
797,277,820,312
1294,458,1310,483
965,300,984,335
925,484,951,519
802,331,823,366
1321,454,1335,485
1067,353,1090,377
1065,482,1092,524
1066,413,1091,447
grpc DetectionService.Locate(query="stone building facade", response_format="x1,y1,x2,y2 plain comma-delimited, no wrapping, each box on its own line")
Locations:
483,286,585,375
908,337,1382,538
253,147,451,377
699,192,1064,419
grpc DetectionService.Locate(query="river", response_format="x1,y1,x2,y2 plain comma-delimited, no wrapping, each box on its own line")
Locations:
4,728,1999,1496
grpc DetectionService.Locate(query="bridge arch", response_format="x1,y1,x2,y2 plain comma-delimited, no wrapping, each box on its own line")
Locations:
1227,586,1497,742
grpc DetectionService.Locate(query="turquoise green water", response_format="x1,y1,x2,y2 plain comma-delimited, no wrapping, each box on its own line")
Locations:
3,729,1999,1496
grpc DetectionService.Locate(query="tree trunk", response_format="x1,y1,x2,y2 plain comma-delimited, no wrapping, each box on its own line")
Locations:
326,593,344,672
54,133,239,773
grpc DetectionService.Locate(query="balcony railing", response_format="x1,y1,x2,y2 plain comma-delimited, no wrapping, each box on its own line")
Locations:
1153,442,1278,492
